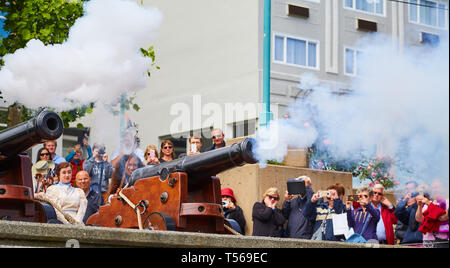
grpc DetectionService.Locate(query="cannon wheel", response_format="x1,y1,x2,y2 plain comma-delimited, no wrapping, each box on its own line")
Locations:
143,212,176,231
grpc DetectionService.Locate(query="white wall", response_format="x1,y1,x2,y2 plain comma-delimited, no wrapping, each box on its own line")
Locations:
132,0,261,147
74,0,261,153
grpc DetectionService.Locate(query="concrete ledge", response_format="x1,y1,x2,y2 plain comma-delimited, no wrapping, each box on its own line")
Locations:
0,221,407,248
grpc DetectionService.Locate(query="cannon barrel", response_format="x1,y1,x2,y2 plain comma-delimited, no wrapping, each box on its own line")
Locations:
0,110,64,158
129,138,258,190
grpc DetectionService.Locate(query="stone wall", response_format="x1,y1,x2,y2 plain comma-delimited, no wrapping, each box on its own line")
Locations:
0,221,404,248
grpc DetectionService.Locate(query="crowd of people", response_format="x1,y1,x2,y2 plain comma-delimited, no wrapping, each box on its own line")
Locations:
30,129,228,225
29,128,448,247
250,178,449,248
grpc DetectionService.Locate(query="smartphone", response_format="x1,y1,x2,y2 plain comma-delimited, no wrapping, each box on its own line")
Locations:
190,144,197,153
149,149,156,159
347,195,359,202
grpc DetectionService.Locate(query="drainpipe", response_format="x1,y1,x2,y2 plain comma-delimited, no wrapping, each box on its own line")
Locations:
260,0,273,127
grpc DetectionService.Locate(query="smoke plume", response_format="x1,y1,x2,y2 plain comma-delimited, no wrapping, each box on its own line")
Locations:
254,33,449,191
0,0,163,111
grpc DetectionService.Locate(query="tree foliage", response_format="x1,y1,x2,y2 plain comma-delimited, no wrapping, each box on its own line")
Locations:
0,0,157,128
0,0,86,59
0,0,89,127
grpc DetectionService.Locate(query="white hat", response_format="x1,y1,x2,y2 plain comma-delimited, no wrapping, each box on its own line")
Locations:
32,160,55,178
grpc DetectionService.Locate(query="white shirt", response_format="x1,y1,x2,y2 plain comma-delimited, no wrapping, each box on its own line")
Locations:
44,183,87,225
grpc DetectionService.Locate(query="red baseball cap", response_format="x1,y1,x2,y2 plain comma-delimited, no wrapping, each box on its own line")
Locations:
221,188,236,202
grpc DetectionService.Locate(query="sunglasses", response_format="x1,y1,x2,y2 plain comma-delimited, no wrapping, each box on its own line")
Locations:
40,153,51,156
373,192,383,196
163,146,173,149
212,135,223,139
267,195,280,201
358,194,369,199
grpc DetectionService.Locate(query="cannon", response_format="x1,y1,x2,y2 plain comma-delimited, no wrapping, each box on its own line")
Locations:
0,110,64,222
87,138,258,233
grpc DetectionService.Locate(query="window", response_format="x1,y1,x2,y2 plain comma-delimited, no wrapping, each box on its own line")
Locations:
274,34,319,69
232,120,256,139
345,0,385,16
159,135,188,157
345,48,364,76
409,0,448,28
288,4,310,18
421,32,440,46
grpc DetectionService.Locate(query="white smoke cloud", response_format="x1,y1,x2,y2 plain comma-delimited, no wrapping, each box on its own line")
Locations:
254,33,449,189
0,0,163,111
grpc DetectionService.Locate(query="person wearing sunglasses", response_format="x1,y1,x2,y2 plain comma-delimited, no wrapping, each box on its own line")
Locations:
205,128,226,152
346,186,380,243
159,140,176,163
252,187,285,237
370,184,397,245
304,184,346,241
32,147,56,194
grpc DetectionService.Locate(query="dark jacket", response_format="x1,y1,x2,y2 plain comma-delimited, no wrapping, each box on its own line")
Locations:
83,188,103,224
224,205,246,235
282,186,314,239
303,198,346,241
83,158,114,193
394,200,423,244
204,141,226,152
347,203,380,241
252,201,285,237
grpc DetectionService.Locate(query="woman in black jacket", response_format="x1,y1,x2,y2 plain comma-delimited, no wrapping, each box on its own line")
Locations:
252,187,286,237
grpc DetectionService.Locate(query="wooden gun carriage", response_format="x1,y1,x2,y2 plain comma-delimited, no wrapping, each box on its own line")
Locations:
87,138,257,234
0,110,64,223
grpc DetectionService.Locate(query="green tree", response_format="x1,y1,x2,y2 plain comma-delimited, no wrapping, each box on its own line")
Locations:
0,0,89,127
0,0,157,128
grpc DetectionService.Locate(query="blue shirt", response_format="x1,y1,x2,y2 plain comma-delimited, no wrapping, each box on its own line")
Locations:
375,203,387,241
53,154,67,165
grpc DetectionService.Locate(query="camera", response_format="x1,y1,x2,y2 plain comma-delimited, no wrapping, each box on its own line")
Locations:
222,200,230,207
318,190,331,198
347,195,359,202
98,149,105,155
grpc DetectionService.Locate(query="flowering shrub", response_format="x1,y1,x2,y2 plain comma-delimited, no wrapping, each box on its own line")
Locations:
352,156,400,189
307,145,356,172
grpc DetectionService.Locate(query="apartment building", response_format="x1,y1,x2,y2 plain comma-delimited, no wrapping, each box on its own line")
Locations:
270,0,448,106
101,0,445,155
